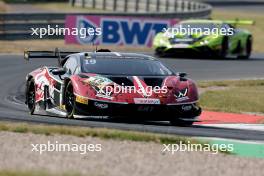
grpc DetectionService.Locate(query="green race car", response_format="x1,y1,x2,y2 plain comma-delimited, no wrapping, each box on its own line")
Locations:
153,19,254,59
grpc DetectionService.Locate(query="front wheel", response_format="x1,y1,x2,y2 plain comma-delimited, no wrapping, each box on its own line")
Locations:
26,79,36,115
64,81,76,119
238,36,252,59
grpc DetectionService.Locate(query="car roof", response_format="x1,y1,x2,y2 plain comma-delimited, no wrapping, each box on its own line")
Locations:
62,52,157,67
79,52,157,61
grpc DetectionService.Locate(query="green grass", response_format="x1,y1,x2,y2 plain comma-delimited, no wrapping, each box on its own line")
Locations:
212,9,264,53
0,121,194,145
0,121,232,155
0,170,81,176
199,80,264,114
198,79,264,88
0,1,6,12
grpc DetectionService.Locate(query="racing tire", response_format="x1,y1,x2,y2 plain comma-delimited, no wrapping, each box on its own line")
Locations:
219,37,229,58
64,81,76,119
170,119,194,127
155,47,166,57
238,36,252,59
26,79,36,115
236,41,242,54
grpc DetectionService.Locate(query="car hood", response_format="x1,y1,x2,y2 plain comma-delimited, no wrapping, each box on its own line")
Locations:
72,74,199,105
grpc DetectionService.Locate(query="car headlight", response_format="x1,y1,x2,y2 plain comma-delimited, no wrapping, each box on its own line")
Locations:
181,103,200,112
200,40,209,45
159,39,167,45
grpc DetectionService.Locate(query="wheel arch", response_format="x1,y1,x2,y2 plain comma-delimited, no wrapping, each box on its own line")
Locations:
25,75,34,105
62,77,72,105
26,74,34,83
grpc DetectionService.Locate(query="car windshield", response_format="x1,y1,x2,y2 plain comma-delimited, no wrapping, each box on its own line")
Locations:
81,57,173,76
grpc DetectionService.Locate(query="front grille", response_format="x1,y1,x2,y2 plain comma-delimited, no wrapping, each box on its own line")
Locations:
107,76,134,86
169,38,196,45
143,77,164,87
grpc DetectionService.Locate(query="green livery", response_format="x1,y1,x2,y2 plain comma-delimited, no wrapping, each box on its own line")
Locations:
153,19,253,59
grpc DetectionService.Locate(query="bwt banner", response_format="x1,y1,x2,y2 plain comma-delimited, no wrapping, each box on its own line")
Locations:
65,15,178,47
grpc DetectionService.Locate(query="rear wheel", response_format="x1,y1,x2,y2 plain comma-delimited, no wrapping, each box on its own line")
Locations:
65,81,76,119
155,47,166,57
26,80,35,115
219,37,229,58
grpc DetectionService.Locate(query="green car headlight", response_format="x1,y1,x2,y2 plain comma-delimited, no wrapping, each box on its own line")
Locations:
200,40,209,45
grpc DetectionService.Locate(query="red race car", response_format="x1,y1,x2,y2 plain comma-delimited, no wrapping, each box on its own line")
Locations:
24,49,201,126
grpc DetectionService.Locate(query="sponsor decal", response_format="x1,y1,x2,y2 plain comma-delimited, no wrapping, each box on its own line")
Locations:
84,76,113,89
133,76,149,97
174,38,194,42
172,44,190,48
34,69,56,103
175,88,189,102
65,15,178,47
84,58,96,65
95,92,113,100
181,104,192,111
84,76,114,100
137,106,154,112
75,95,89,105
134,98,160,104
75,16,100,44
59,105,66,110
94,102,108,109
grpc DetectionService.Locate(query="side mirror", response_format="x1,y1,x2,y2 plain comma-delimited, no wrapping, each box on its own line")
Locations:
52,68,66,75
177,72,187,77
24,51,29,61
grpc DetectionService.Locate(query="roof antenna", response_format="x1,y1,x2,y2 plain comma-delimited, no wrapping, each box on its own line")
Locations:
55,48,62,67
92,41,98,52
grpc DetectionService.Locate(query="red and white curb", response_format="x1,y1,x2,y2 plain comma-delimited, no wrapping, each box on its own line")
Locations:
196,111,264,124
194,110,264,132
197,124,264,132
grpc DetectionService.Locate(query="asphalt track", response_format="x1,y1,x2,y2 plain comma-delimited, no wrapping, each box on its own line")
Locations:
1,54,264,141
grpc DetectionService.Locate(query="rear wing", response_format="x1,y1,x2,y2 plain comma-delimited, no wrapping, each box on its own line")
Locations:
224,19,255,26
24,48,79,66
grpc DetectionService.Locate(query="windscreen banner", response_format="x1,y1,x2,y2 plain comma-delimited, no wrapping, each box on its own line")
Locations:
65,15,178,47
